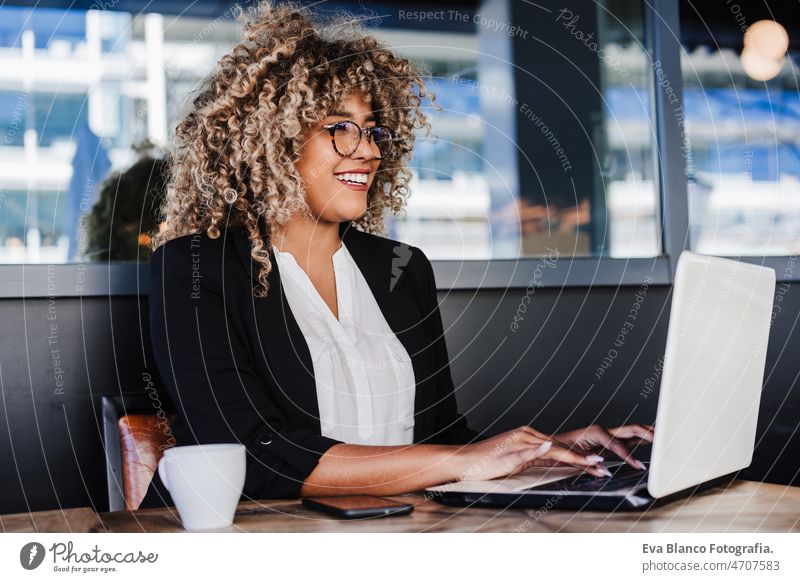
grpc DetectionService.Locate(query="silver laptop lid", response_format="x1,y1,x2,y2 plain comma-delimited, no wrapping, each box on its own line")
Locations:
647,251,776,498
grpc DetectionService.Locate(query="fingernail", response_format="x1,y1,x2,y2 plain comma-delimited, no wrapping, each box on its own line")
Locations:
587,455,604,463
636,460,646,470
537,441,552,453
597,465,612,477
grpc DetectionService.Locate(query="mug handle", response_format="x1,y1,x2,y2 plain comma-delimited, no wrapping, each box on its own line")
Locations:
157,456,171,492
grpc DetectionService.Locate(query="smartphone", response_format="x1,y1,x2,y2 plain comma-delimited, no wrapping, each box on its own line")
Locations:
302,495,414,519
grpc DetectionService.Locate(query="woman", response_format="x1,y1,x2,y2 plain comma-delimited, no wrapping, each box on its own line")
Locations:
141,1,652,508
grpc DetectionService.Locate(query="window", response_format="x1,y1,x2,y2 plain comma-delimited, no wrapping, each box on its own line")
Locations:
5,0,795,297
0,2,661,267
680,1,800,257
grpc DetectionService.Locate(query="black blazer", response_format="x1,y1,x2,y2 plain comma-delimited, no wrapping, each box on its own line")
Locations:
140,220,482,508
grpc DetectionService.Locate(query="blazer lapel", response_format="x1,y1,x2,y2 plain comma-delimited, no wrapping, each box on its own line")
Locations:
229,227,320,426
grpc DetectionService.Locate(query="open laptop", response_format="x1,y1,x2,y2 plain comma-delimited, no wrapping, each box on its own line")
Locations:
427,251,776,511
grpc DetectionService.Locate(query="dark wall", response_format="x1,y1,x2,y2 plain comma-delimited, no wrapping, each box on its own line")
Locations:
1,283,798,514
0,295,157,515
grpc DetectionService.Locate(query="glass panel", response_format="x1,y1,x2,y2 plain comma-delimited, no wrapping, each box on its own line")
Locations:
680,1,800,256
384,0,660,259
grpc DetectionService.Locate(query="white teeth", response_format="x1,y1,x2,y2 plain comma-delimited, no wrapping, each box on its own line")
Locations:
335,172,368,185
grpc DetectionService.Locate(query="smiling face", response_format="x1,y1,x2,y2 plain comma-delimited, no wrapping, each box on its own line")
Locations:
294,90,384,225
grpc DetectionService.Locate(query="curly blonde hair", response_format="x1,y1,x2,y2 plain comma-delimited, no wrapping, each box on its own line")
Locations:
151,0,438,298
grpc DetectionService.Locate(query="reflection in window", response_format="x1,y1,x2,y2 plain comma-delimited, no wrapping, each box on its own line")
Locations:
83,144,168,262
681,1,800,256
0,7,229,263
385,0,660,260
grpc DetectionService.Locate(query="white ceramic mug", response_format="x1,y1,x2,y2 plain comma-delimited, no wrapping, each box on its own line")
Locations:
157,443,246,531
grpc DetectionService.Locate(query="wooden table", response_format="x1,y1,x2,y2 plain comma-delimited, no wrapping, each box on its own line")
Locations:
4,480,799,533
1,506,104,533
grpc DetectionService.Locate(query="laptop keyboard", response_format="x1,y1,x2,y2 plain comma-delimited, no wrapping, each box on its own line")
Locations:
524,463,649,493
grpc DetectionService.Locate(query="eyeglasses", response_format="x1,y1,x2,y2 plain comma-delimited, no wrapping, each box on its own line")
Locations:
321,120,396,160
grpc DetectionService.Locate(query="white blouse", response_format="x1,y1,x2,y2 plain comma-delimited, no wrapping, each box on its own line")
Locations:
271,241,416,446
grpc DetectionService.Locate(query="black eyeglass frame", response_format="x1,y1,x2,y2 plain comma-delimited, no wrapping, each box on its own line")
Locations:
320,120,396,160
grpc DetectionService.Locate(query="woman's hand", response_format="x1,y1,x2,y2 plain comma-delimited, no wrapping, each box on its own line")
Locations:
303,424,652,497
553,424,655,471
452,426,612,482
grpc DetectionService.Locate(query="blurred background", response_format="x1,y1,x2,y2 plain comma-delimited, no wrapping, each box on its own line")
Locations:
0,0,795,264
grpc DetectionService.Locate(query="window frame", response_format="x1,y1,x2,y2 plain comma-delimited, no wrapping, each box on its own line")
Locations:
0,0,797,299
